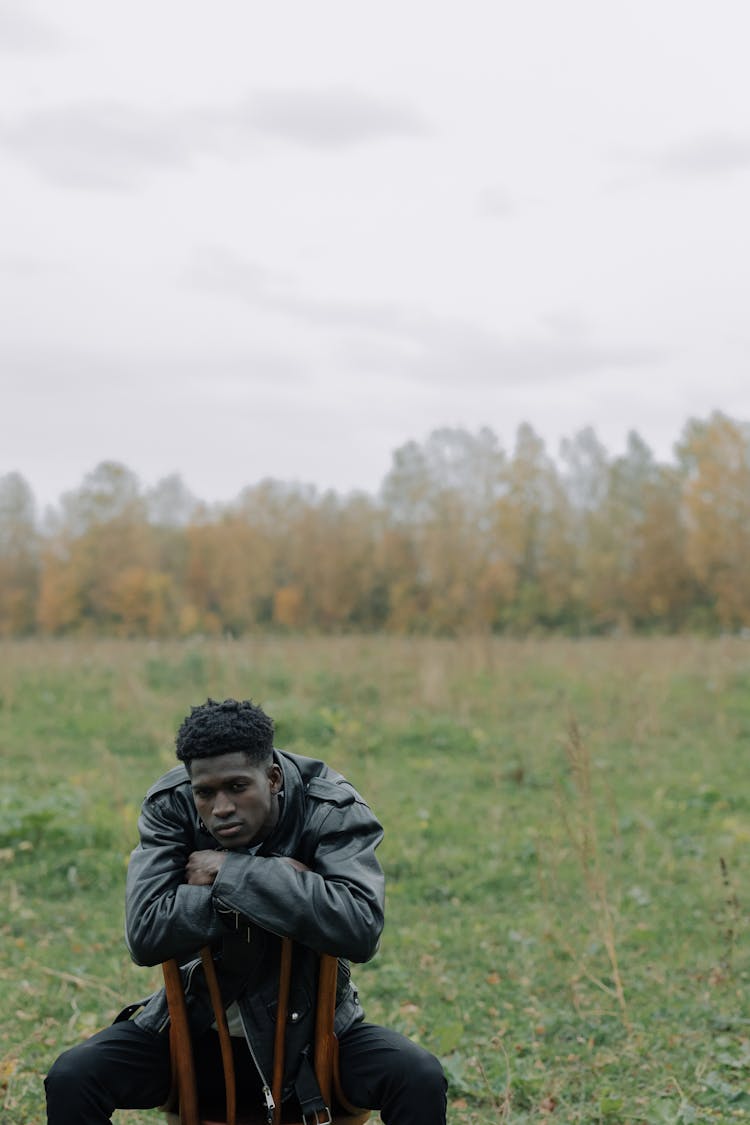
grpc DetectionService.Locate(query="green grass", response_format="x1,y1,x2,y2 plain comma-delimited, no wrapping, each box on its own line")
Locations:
1,636,749,1123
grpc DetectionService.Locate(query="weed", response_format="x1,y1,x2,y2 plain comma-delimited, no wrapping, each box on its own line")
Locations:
543,719,628,1025
716,856,742,983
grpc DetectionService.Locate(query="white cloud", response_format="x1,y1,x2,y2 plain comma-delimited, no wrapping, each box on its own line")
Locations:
477,185,516,219
0,102,191,190
1,87,430,191
226,87,430,148
653,131,750,179
185,246,662,389
0,3,62,52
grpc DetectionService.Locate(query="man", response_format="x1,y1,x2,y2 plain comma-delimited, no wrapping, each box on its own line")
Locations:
45,697,447,1124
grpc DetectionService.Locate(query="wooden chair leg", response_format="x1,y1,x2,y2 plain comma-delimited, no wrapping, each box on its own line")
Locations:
201,947,237,1125
317,956,369,1120
162,959,201,1125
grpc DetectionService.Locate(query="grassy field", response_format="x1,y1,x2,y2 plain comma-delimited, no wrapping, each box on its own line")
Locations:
1,635,749,1124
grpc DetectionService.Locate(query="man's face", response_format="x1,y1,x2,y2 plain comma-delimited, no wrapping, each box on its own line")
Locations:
189,751,282,850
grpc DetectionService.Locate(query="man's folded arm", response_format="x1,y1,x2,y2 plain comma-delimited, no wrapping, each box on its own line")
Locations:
211,801,385,962
125,797,225,966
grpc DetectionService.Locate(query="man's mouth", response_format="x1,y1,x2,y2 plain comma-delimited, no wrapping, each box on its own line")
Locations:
213,823,245,838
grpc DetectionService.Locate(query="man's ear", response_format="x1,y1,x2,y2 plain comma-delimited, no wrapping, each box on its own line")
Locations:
268,763,283,794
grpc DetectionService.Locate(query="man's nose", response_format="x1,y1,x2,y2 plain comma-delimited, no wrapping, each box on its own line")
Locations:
213,791,236,818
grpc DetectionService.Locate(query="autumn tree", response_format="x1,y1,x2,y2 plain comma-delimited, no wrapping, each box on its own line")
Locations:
0,473,39,634
560,429,695,631
608,435,693,628
12,413,750,637
236,480,315,629
677,412,750,628
492,424,575,632
183,481,321,634
560,427,611,627
299,491,387,630
144,474,198,630
381,428,507,632
183,513,269,634
561,430,683,630
38,462,172,635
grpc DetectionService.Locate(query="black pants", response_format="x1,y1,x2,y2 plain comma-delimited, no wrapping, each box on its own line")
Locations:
44,1019,447,1124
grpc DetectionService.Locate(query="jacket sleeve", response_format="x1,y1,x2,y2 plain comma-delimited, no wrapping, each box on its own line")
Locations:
125,790,226,967
210,791,385,963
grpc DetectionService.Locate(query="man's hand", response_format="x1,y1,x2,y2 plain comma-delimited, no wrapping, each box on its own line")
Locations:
186,850,228,886
283,857,310,873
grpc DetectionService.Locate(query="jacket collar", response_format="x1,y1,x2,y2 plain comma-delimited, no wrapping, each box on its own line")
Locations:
256,750,305,857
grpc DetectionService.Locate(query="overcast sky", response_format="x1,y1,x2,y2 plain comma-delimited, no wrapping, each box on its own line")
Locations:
2,1,749,511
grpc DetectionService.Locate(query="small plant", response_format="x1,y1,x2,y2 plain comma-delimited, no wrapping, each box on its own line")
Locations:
718,856,741,978
0,787,83,848
552,719,628,1022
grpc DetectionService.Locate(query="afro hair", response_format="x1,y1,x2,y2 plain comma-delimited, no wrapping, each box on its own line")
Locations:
175,697,274,767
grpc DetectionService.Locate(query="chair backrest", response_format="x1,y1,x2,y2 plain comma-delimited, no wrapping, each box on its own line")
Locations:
161,940,370,1125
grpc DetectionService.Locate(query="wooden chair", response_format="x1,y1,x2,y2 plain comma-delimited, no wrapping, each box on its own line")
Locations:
161,941,371,1125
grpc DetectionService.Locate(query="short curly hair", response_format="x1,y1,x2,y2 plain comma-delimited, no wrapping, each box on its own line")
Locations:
175,698,274,768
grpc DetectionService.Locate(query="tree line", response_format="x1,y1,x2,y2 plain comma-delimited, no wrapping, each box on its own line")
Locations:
2,411,749,637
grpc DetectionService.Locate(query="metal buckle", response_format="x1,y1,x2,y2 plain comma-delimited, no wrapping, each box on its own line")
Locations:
303,1107,332,1125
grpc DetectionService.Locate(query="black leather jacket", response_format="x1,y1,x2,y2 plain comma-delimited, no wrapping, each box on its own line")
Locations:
122,749,385,1101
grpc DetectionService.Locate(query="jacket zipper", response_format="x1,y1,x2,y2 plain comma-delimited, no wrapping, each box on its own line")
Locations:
237,1005,276,1124
212,896,281,1120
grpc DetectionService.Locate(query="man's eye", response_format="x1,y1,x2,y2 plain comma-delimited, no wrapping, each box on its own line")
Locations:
231,783,248,793
194,789,212,799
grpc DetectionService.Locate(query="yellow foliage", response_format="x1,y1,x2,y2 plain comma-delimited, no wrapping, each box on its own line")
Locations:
274,585,305,628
